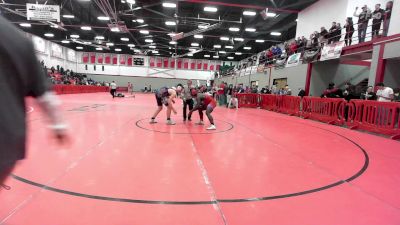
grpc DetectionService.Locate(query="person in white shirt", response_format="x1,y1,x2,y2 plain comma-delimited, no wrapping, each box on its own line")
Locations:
376,82,394,102
110,81,117,98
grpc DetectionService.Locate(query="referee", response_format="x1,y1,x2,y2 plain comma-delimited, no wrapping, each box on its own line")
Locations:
0,15,68,188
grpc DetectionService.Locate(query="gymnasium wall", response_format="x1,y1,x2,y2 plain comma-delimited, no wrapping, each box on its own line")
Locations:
388,0,400,36
310,61,371,96
215,64,308,96
384,40,400,59
296,0,348,38
85,74,207,90
383,59,400,89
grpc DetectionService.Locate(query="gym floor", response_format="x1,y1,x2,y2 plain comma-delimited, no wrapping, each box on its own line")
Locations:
1,93,400,225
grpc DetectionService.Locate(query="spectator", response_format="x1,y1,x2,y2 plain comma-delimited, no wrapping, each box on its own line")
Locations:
322,82,343,98
376,82,393,102
283,85,292,95
218,82,226,105
354,5,372,43
311,31,320,48
383,1,393,37
301,36,308,51
328,22,337,44
372,4,385,38
342,82,357,101
335,23,342,42
344,17,355,46
361,86,377,100
319,27,329,46
226,84,233,108
393,88,400,102
298,88,306,98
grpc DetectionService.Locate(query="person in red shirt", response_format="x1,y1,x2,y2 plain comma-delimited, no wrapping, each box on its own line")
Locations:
218,82,226,106
188,91,217,130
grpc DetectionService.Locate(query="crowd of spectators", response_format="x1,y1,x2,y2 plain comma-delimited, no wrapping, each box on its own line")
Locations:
40,61,107,86
321,82,400,102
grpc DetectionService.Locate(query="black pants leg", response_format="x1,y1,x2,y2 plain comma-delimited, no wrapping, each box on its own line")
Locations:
372,22,381,37
183,99,194,120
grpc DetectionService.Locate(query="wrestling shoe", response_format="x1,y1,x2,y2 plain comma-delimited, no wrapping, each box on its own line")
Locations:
206,125,216,130
167,120,176,125
149,119,157,124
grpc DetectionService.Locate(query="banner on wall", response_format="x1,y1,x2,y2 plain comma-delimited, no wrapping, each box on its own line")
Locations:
67,49,76,62
133,57,145,66
51,43,63,58
32,36,46,53
286,53,301,68
26,4,60,22
320,42,345,61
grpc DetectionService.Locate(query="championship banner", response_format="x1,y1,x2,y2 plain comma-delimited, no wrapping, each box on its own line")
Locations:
320,42,345,61
27,4,60,22
286,53,301,68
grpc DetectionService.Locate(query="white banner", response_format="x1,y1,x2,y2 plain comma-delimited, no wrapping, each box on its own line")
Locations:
51,43,63,58
67,49,76,62
286,53,301,68
32,35,46,53
27,4,60,22
320,42,345,61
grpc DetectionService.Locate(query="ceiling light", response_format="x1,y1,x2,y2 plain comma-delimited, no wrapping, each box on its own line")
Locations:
83,42,92,45
229,27,240,32
220,37,229,41
149,46,156,49
95,36,105,40
162,2,176,8
198,25,209,29
189,48,197,52
219,51,227,54
128,44,135,47
204,55,210,58
76,46,83,50
70,34,80,39
115,48,122,52
234,38,244,42
62,15,75,18
121,0,126,2
106,43,114,46
228,57,234,60
121,37,129,41
152,50,159,54
111,27,120,32
145,39,153,43
50,24,59,28
127,0,135,3
140,30,149,34
134,49,141,53
96,47,103,50
188,53,193,56
213,56,219,58
244,47,251,50
191,43,199,47
270,32,281,36
214,45,221,48
44,33,54,37
19,23,31,27
296,19,299,22
169,41,177,44
136,19,144,23
204,7,217,12
256,39,265,43
194,34,203,39
61,40,70,44
81,26,92,30
165,21,176,26
267,12,277,17
225,45,234,49
235,52,242,55
245,28,256,32
243,11,256,16
97,16,110,21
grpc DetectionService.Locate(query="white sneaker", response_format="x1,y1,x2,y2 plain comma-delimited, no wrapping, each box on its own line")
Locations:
167,120,176,125
195,121,204,125
206,125,216,130
149,119,157,124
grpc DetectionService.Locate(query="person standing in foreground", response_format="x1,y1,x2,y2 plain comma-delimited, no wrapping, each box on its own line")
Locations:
188,91,217,130
376,83,394,102
110,81,117,98
0,15,68,188
182,80,194,122
150,85,183,125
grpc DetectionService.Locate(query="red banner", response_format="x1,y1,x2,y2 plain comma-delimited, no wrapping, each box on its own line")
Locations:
97,53,103,64
104,54,111,64
120,55,126,65
82,53,89,64
90,53,96,64
164,58,169,68
127,56,133,66
112,54,118,65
